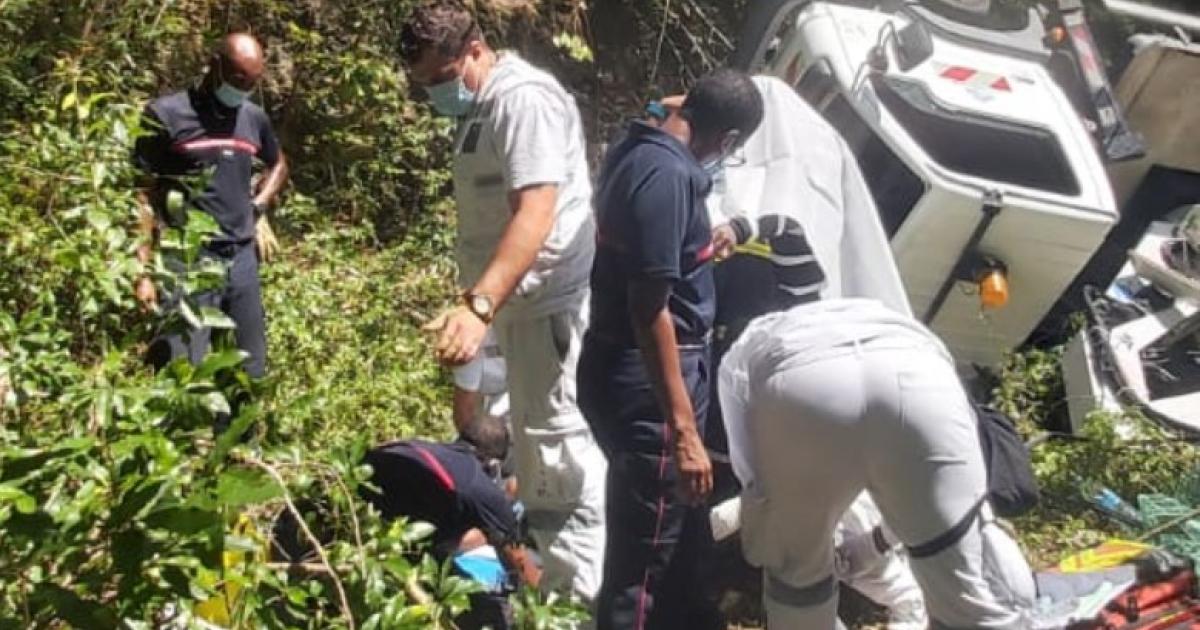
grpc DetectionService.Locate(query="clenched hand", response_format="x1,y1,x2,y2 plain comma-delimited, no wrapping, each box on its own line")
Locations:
423,305,488,366
674,424,713,504
712,223,737,261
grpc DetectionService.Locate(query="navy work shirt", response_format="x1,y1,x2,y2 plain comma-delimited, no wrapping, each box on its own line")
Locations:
362,441,518,555
589,122,716,346
133,88,280,247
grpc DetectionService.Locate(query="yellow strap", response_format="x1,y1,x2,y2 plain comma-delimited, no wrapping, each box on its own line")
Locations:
733,240,772,259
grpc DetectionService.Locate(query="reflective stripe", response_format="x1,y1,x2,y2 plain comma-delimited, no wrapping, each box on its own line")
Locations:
769,252,817,266
174,137,260,155
765,573,836,608
413,445,456,492
934,63,1012,92
780,282,824,297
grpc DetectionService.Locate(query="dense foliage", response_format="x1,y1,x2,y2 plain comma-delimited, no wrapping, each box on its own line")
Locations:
1,0,1193,627
0,0,548,626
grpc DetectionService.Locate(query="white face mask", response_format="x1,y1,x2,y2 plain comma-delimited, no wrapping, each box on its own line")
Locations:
698,131,740,177
214,82,249,108
701,155,726,176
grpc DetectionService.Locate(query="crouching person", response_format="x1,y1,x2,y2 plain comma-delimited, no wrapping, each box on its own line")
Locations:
362,417,538,629
719,297,1036,629
275,415,537,630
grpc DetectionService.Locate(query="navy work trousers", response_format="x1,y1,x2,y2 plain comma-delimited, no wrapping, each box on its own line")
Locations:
578,335,716,630
150,242,267,378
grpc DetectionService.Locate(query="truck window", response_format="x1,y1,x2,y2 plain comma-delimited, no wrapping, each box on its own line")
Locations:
795,60,838,111
873,75,1081,196
817,88,927,237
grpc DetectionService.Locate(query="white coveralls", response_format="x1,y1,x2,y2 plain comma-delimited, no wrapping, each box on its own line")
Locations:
720,299,1036,629
452,52,606,606
708,76,926,627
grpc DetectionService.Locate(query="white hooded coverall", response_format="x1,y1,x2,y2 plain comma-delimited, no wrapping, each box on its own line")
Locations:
719,299,1036,629
451,51,606,607
708,76,926,626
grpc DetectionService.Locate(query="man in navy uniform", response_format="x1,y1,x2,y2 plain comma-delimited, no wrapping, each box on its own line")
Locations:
579,68,763,629
133,32,288,379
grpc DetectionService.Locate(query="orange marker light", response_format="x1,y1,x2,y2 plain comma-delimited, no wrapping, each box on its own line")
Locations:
978,268,1010,310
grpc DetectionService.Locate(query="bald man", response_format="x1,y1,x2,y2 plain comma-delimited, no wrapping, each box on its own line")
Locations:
134,33,288,381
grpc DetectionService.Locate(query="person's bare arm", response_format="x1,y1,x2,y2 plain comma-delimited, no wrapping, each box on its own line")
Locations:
498,543,542,588
452,386,483,435
431,184,557,366
469,184,557,309
134,180,159,310
628,279,713,503
253,150,288,209
458,528,488,552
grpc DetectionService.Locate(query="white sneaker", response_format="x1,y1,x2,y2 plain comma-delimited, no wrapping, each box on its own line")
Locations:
887,598,929,630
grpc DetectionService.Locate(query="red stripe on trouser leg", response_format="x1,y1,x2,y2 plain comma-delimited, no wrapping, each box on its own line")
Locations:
634,424,674,629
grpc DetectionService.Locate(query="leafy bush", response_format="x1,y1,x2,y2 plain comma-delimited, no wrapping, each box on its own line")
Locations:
991,348,1200,567
0,0,585,626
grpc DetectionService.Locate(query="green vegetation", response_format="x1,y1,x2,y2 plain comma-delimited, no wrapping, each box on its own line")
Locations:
991,348,1200,567
0,0,563,626
1,0,1195,627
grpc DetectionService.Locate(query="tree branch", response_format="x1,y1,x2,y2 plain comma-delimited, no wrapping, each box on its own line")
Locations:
247,457,356,630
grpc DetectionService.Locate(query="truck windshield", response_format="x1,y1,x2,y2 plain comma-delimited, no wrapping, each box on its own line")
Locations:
873,75,1081,196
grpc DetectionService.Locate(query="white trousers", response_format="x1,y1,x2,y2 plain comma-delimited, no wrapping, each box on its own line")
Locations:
741,338,1034,629
493,297,607,609
837,492,928,629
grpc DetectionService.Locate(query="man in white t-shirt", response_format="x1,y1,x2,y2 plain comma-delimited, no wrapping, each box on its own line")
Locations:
400,4,606,611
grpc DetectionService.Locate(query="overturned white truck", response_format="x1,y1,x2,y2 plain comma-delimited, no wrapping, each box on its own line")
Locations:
732,0,1200,431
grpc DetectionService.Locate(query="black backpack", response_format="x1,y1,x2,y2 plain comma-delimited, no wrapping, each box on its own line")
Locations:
976,403,1039,519
907,404,1038,559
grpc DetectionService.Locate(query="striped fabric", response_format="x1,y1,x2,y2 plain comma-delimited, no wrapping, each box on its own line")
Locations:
728,213,827,308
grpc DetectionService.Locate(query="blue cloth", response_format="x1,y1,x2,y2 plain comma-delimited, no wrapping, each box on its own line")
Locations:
148,242,267,378
454,553,509,592
589,121,716,346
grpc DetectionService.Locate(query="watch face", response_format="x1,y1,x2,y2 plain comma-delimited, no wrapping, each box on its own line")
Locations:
471,295,492,316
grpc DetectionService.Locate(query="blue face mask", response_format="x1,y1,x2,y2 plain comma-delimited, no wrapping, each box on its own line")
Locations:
425,75,476,118
214,82,249,108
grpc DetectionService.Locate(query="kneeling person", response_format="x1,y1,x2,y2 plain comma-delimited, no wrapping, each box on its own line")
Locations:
362,417,539,629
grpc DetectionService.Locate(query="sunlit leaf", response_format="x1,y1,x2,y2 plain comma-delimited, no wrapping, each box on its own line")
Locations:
215,468,283,508
198,307,237,330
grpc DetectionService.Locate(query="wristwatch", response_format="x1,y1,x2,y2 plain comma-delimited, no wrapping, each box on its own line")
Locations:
463,292,496,324
251,200,267,217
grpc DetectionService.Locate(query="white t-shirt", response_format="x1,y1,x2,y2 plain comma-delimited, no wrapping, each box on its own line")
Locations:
452,52,595,319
